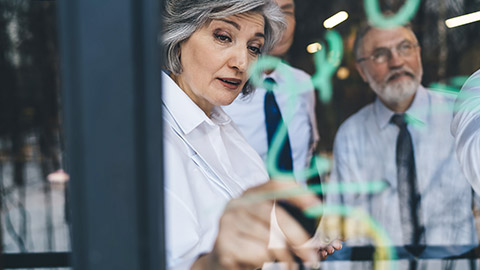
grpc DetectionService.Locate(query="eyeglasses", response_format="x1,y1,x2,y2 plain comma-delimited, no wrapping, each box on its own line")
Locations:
356,41,419,64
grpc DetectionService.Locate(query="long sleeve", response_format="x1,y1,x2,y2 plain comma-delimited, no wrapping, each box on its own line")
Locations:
451,69,480,194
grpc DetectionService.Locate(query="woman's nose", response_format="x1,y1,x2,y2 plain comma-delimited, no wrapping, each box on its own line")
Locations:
228,48,248,72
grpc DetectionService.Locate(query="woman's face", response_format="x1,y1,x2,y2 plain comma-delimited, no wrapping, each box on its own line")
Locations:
175,12,265,116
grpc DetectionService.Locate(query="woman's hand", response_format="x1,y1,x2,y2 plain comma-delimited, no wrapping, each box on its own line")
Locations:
191,180,331,270
317,239,342,260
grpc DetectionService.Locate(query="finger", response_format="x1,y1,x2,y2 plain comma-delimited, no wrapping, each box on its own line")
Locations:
230,205,272,244
227,196,274,224
243,200,275,226
291,245,320,266
215,233,273,269
216,200,278,268
325,246,335,255
274,206,320,265
234,237,273,267
315,215,345,247
330,239,343,250
238,181,322,266
275,205,311,246
319,249,329,260
269,248,295,269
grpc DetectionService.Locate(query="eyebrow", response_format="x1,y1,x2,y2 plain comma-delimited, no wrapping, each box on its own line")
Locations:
218,18,241,30
281,3,295,11
373,39,412,50
216,18,266,39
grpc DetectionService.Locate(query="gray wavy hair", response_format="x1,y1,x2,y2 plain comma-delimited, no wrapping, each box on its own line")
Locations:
162,0,286,94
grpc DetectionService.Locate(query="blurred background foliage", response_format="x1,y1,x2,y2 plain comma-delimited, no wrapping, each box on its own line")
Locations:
0,0,68,255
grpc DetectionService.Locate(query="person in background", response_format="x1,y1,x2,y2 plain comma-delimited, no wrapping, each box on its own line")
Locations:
161,0,340,269
223,0,318,184
324,21,477,270
451,68,480,193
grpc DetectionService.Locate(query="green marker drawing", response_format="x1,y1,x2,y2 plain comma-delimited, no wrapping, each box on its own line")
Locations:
454,75,480,114
225,186,397,269
429,83,462,95
304,30,344,182
450,76,470,88
311,30,343,104
364,0,421,28
249,31,343,180
249,55,313,179
306,204,397,270
247,32,353,184
429,76,470,95
247,35,398,268
405,75,480,128
238,180,389,203
308,180,388,195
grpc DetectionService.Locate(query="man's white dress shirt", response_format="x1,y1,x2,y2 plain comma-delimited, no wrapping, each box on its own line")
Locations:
223,62,318,182
451,69,480,194
162,72,269,269
324,86,477,270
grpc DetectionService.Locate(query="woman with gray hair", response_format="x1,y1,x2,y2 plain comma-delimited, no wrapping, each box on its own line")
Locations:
161,0,336,269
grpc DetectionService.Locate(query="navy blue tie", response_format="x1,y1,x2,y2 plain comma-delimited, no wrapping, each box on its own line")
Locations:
264,77,293,172
391,114,425,268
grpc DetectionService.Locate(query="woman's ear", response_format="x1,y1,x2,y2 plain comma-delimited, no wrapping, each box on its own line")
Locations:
176,44,181,60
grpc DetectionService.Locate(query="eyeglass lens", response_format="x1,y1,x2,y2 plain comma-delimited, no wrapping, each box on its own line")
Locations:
372,42,416,64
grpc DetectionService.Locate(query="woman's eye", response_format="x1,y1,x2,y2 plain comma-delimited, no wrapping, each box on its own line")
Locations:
214,33,231,42
248,45,262,55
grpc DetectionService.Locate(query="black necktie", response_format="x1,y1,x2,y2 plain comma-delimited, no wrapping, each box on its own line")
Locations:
391,114,425,250
264,77,293,172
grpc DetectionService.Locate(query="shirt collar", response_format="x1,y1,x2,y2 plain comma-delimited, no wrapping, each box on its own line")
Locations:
374,85,428,129
162,71,231,134
210,106,232,126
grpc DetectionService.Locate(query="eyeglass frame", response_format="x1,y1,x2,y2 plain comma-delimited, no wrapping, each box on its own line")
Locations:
356,40,420,64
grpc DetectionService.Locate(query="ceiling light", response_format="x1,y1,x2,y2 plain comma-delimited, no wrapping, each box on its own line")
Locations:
307,42,322,54
323,11,349,29
445,11,480,28
337,67,350,80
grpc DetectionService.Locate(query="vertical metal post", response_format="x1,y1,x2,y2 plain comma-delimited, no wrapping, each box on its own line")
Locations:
57,0,165,269
0,176,2,270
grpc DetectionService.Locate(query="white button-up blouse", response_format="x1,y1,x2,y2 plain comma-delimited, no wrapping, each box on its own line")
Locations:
162,71,269,269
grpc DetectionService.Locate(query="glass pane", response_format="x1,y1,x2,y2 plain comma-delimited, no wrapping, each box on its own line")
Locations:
0,0,70,258
161,0,480,269
291,0,480,268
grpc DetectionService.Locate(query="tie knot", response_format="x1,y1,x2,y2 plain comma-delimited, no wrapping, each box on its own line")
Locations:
264,77,276,92
391,114,407,128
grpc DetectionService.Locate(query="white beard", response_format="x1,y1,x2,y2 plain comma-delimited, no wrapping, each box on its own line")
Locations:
366,69,422,106
381,78,419,105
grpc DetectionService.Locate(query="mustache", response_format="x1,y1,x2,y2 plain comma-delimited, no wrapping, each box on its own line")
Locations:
385,68,415,83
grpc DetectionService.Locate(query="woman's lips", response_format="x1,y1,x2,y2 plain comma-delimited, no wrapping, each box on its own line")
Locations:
217,77,242,90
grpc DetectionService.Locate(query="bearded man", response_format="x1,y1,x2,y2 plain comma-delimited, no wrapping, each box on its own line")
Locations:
323,23,478,270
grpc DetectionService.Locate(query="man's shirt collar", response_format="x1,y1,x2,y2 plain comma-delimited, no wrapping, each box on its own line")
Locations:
374,85,428,130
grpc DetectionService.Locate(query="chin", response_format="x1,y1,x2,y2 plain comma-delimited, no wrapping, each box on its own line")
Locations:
382,79,419,104
218,95,240,107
